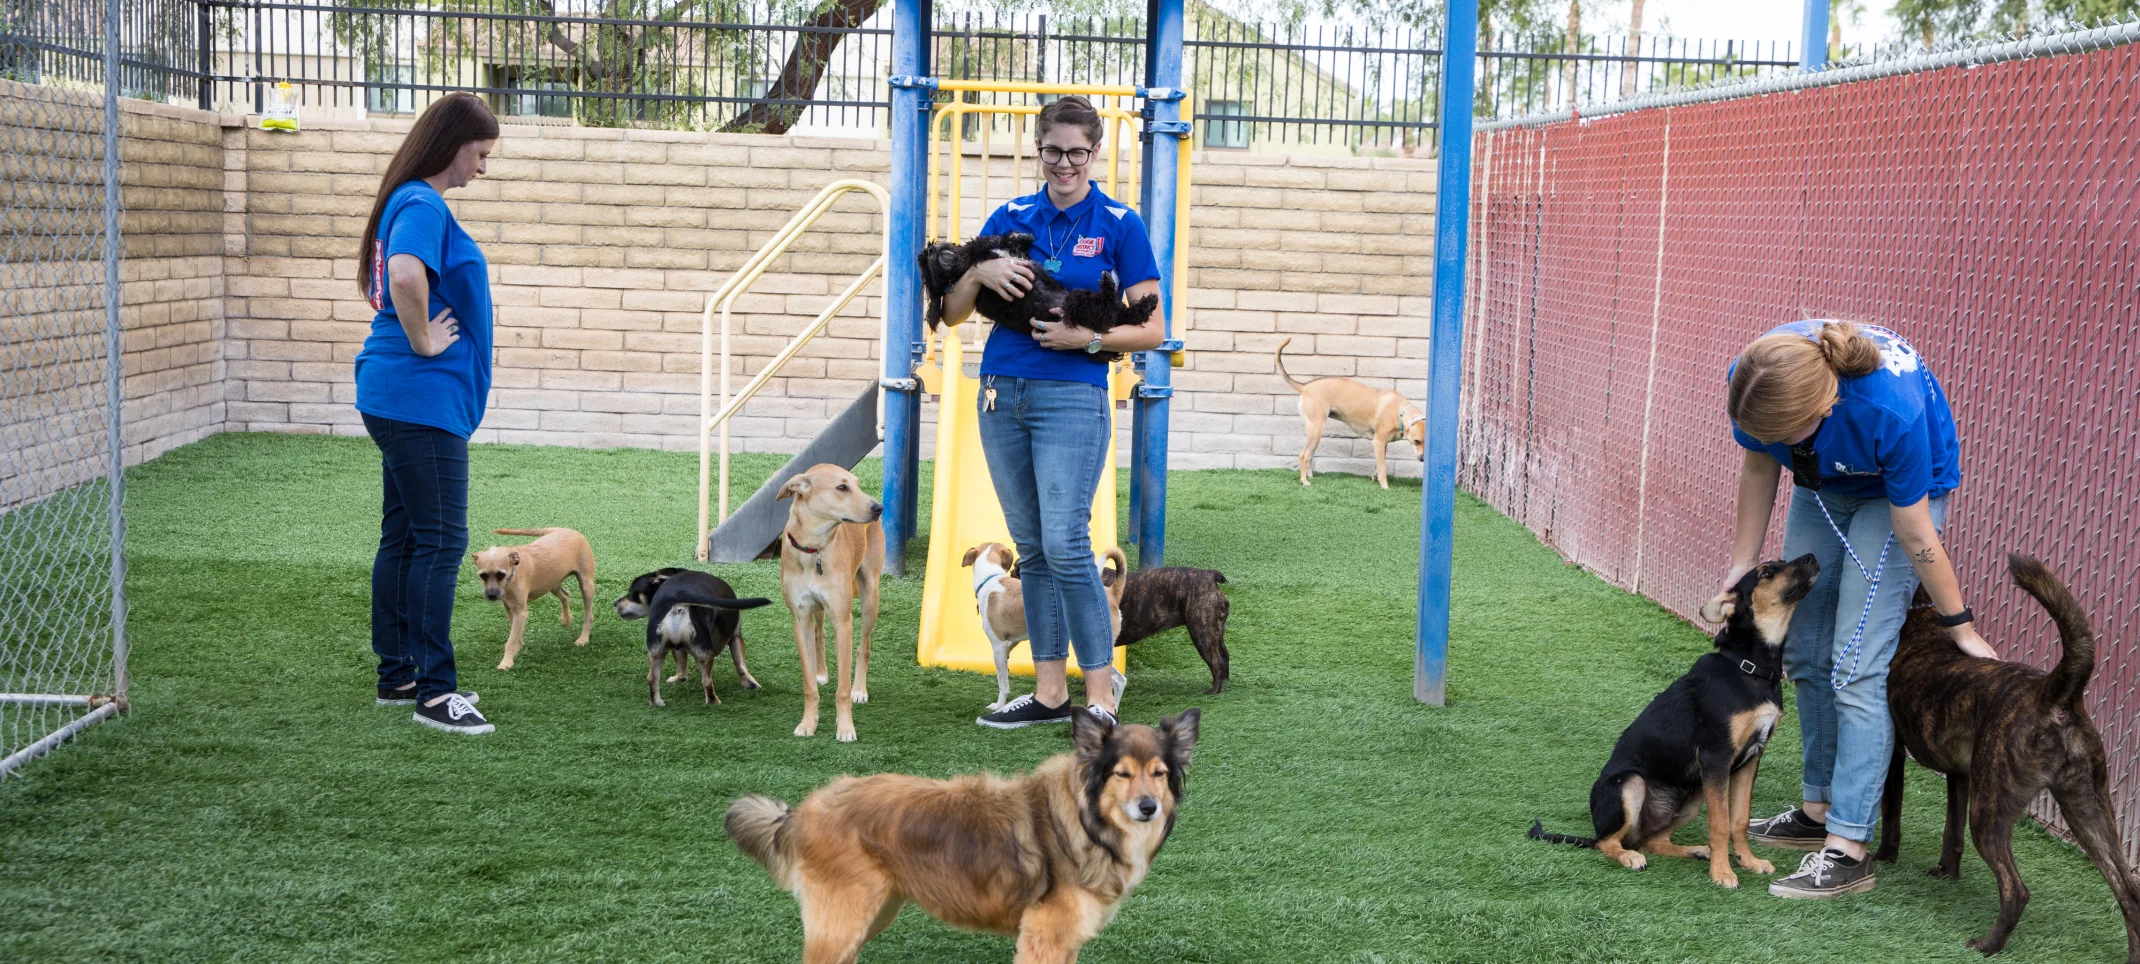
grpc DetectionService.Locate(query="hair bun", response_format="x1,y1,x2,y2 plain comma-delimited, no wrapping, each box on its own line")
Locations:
1817,321,1882,377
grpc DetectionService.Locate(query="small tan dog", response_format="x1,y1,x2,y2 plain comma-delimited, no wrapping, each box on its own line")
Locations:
775,464,885,743
1276,337,1425,488
470,527,595,670
961,541,1129,712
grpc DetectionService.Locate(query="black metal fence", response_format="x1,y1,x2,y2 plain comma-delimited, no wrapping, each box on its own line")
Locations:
1,0,1796,150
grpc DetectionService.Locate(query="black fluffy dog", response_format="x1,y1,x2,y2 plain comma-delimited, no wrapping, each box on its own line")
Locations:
614,568,771,707
1531,555,1822,889
917,232,1158,361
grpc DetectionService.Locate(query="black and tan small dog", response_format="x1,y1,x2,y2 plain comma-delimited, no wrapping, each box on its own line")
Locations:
1877,555,2140,963
1532,555,1821,889
917,232,1158,360
1116,567,1233,695
726,708,1200,963
613,568,770,707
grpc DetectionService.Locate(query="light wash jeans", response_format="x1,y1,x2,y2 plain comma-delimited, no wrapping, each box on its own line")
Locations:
1780,485,1948,843
976,376,1116,671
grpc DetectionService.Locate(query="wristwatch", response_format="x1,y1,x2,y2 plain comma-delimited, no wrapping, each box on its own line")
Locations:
1082,334,1104,354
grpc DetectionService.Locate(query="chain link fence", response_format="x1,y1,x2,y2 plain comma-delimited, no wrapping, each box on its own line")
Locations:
0,15,128,777
1466,21,2140,862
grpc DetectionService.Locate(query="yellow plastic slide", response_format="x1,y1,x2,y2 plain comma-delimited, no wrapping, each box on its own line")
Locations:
915,330,1128,678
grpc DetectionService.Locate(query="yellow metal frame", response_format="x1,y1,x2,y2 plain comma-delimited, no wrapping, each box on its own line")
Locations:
696,178,891,561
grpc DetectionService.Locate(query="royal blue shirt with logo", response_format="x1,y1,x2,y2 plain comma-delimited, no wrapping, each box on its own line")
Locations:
1729,320,1960,506
975,185,1162,388
355,181,493,438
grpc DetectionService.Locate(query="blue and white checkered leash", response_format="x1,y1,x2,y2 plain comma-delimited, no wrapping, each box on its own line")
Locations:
1812,493,1893,691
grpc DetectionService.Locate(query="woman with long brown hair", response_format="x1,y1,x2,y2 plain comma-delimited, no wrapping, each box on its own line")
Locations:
1719,319,1994,899
936,96,1166,730
354,92,499,735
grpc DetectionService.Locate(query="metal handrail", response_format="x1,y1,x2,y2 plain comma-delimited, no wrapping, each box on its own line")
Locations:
697,178,891,561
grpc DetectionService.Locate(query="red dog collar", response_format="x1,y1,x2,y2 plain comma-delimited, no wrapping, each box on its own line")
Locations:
786,532,822,554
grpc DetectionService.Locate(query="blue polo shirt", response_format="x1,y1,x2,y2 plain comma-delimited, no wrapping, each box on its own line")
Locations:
975,185,1161,387
1729,321,1960,506
355,181,493,438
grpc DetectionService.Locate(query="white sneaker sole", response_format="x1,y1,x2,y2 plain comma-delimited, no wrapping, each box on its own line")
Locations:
412,712,494,735
975,714,1072,730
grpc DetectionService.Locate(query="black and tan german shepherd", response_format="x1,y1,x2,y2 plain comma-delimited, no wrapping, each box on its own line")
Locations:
1878,555,2140,963
1532,555,1821,889
726,708,1200,963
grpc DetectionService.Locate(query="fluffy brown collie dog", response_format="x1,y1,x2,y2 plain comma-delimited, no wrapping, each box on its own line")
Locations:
726,708,1202,963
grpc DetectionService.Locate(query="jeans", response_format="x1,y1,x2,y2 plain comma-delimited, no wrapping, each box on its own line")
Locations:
976,376,1116,671
363,413,468,701
1780,485,1948,843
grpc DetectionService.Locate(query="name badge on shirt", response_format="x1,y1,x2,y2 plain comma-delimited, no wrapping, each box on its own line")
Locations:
1073,236,1103,258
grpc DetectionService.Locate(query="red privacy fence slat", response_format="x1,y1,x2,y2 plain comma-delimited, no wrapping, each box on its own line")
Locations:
1466,42,2140,861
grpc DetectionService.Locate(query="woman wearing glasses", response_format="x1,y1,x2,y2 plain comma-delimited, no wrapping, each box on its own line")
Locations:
936,95,1166,730
1718,319,1993,899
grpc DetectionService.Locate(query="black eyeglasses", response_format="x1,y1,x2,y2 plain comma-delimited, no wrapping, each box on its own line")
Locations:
1038,146,1094,166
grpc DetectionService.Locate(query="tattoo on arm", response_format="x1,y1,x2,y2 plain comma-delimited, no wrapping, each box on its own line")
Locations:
1913,547,1936,564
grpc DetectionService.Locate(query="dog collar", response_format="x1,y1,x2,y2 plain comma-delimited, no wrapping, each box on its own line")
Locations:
785,531,822,554
974,571,1008,597
1733,656,1781,681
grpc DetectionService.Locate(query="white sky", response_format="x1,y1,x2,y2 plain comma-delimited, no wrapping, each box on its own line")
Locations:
1622,0,1903,49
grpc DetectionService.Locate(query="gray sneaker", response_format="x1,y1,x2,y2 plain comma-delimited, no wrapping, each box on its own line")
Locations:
1769,848,1877,899
1748,807,1829,850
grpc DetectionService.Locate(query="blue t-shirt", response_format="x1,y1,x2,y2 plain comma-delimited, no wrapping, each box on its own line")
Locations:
975,185,1162,388
1730,321,1960,506
354,181,493,438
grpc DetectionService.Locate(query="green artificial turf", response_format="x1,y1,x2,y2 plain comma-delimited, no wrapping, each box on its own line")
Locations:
0,432,2130,963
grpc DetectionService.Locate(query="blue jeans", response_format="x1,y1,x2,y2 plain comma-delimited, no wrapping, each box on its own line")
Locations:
976,376,1115,671
1780,486,1948,842
363,413,468,701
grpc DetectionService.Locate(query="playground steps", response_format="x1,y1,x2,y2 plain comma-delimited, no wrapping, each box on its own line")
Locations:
704,385,879,563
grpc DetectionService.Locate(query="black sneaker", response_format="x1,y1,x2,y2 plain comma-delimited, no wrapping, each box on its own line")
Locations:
1769,848,1877,899
377,686,478,707
413,694,493,735
976,694,1074,729
1748,807,1828,850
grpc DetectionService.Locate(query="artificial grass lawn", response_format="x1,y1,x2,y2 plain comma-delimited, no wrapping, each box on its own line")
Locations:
0,432,2130,964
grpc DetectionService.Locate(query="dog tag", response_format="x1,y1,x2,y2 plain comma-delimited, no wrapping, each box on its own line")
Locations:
814,558,823,576
1042,258,1062,272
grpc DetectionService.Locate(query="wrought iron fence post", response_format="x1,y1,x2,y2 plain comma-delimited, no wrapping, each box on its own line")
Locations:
197,0,212,111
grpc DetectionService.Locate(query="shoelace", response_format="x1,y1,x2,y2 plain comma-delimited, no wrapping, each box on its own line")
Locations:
443,694,479,720
1795,849,1842,886
997,694,1036,713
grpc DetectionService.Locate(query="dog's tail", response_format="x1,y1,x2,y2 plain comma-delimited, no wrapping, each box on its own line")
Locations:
1528,818,1598,849
670,590,774,611
491,528,560,537
1100,547,1130,601
2010,553,2096,709
1274,337,1310,393
725,794,799,887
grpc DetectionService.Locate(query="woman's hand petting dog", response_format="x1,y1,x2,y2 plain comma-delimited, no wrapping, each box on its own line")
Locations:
969,257,1034,301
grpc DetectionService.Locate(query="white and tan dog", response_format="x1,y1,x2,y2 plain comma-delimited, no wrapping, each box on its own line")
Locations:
1276,337,1426,489
471,527,596,670
960,541,1129,712
775,463,885,743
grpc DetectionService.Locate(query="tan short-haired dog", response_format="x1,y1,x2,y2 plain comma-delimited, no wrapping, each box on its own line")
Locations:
726,708,1201,964
471,527,596,670
775,464,885,743
1276,337,1426,489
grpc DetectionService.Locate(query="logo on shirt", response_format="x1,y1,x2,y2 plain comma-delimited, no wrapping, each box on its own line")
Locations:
1862,325,1921,377
369,240,385,311
1073,236,1103,258
1832,462,1877,477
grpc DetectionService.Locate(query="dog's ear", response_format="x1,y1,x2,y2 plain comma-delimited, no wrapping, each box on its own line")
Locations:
509,550,521,565
961,546,981,567
470,552,480,565
776,475,810,501
1700,591,1737,625
656,567,684,576
1071,705,1114,761
1162,707,1202,771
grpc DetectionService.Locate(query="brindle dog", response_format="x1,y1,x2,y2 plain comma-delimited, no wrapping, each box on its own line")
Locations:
1878,554,2140,963
1115,567,1233,695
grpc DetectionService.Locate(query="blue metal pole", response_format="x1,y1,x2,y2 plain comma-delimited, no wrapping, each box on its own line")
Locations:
1800,0,1830,69
1134,0,1185,569
1415,0,1476,707
1127,0,1160,550
881,0,928,576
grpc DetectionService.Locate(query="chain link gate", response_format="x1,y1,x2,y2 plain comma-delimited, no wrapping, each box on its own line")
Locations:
0,0,130,777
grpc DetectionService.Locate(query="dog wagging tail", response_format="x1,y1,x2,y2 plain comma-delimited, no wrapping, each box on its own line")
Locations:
1529,819,1599,849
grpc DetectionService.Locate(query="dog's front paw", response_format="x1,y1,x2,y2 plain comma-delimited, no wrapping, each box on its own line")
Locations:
850,688,868,705
1615,852,1648,871
815,673,829,686
497,660,514,671
794,720,816,737
665,672,686,683
1929,864,1960,881
1965,935,2006,956
1687,846,1711,861
837,725,857,743
739,675,761,690
1738,855,1774,875
1710,868,1741,889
